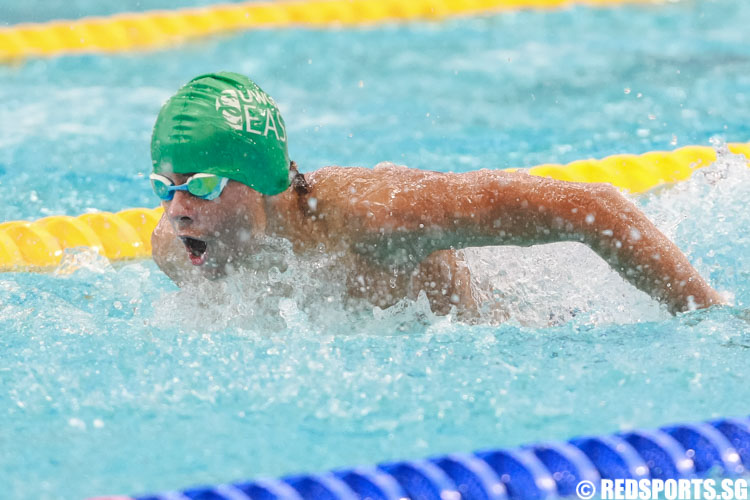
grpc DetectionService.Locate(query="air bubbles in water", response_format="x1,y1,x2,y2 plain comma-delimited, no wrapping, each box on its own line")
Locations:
54,247,113,276
641,142,749,308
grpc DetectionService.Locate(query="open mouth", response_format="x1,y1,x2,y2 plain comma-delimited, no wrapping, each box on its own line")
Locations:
180,236,208,266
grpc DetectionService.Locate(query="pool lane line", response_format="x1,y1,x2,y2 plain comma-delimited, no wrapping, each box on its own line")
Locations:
87,415,750,499
1,0,665,61
0,207,162,271
1,142,748,272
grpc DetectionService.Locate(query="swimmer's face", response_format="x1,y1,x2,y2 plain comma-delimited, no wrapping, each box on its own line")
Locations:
161,172,266,279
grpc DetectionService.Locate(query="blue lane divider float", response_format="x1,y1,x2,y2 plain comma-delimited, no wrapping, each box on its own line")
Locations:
334,467,406,500
712,419,750,467
528,442,600,496
661,423,745,476
126,415,750,500
619,429,696,480
379,459,460,500
475,448,556,500
432,454,508,500
568,435,650,481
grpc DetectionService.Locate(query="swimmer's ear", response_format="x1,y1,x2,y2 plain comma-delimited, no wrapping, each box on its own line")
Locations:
290,160,311,195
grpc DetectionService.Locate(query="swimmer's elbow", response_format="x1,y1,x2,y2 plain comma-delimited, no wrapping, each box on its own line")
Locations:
598,183,645,222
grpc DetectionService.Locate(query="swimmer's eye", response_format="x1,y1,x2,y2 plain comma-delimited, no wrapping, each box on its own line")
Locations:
150,174,174,200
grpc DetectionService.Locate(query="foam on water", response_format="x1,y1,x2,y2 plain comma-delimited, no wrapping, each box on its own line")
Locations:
642,142,750,306
150,236,452,337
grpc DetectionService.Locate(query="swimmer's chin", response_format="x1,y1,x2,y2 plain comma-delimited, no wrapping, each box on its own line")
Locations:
193,256,247,282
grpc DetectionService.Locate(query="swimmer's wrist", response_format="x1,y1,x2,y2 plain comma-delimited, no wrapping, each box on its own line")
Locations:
669,284,725,314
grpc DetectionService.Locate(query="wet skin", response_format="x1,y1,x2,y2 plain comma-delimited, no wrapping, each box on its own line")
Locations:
152,164,724,316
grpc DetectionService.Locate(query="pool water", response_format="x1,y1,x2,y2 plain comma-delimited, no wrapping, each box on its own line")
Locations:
1,1,750,499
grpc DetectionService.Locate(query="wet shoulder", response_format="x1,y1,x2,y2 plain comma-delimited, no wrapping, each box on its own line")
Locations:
307,164,457,234
308,163,448,193
309,163,428,181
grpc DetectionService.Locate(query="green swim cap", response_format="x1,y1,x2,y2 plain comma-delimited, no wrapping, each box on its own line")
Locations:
151,72,290,196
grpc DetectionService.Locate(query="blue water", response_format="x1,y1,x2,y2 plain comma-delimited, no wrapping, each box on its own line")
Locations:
1,1,750,499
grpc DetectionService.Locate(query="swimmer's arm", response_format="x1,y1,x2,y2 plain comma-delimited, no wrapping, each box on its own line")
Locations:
563,184,724,314
390,170,722,314
151,214,191,286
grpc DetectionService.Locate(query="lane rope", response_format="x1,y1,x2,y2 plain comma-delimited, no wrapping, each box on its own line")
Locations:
2,0,663,61
91,414,750,500
1,143,747,272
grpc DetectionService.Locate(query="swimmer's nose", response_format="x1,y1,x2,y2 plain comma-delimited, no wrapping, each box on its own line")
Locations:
166,190,196,227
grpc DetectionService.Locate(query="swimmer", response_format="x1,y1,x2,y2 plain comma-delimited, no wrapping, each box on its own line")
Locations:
150,72,723,318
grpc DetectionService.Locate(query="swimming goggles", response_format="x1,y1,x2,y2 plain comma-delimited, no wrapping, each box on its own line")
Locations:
149,173,229,201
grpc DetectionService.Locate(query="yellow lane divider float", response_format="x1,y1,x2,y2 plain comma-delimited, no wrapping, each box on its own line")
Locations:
2,0,663,61
0,143,748,272
0,208,162,271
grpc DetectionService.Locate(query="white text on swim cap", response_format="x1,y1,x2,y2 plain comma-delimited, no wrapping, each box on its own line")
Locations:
216,89,287,142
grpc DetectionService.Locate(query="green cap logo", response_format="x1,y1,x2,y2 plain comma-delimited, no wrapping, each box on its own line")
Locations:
152,72,291,196
216,88,287,142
